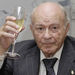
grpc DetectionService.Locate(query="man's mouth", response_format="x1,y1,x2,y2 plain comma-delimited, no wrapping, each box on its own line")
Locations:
42,43,52,47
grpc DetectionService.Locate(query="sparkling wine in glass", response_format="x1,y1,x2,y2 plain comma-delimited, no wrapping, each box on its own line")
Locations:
5,6,25,59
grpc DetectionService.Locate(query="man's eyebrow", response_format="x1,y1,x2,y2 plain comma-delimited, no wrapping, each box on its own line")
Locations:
35,23,43,26
50,23,60,25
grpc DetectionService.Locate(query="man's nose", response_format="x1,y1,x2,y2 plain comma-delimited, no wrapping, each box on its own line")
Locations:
43,29,51,39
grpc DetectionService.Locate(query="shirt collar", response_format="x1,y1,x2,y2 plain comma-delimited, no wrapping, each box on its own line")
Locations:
40,44,64,61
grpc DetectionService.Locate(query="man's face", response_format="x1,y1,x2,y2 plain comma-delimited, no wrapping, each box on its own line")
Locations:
30,7,69,57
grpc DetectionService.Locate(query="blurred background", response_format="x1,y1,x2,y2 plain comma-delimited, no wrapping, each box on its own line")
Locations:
0,0,75,42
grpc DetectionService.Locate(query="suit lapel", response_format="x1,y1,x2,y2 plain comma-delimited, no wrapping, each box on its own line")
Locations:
25,46,40,75
13,45,40,75
57,37,75,75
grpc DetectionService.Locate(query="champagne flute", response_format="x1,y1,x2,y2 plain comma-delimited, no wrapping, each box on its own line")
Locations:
5,6,25,59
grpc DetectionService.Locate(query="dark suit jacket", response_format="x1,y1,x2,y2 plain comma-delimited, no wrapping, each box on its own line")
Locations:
0,36,75,75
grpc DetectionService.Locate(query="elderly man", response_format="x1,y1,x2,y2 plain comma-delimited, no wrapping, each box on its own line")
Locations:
0,2,75,75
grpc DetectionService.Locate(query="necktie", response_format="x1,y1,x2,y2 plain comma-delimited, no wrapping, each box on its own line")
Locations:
43,58,58,75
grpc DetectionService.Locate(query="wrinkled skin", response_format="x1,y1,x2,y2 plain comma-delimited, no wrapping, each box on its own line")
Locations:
30,2,70,57
0,16,24,55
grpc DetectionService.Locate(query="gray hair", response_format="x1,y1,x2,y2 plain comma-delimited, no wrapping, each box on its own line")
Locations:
58,3,70,26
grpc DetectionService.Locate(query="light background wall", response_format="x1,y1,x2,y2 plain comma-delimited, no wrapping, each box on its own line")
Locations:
0,0,75,42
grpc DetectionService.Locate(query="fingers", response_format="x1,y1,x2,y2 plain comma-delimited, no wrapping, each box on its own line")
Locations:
5,16,19,29
1,16,19,38
4,25,19,33
5,16,16,21
0,31,15,38
6,21,19,28
4,21,19,33
1,16,25,39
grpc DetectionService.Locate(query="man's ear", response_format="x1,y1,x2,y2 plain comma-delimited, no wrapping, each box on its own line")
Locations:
66,22,70,33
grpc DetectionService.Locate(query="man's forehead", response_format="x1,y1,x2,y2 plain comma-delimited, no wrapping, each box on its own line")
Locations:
31,2,65,25
33,12,64,24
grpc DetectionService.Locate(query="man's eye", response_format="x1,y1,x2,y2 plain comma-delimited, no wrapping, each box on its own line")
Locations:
51,26,59,32
53,27,57,29
36,27,43,30
36,27,44,32
38,28,43,30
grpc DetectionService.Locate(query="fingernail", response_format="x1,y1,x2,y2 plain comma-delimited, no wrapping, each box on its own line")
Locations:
16,25,19,29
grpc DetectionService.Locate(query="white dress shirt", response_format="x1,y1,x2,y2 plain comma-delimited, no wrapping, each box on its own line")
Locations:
39,45,63,75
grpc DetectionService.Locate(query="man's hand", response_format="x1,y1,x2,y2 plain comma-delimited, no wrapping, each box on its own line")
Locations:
0,16,25,55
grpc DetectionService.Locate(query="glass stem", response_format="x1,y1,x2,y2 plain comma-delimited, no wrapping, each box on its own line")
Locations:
12,37,16,54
